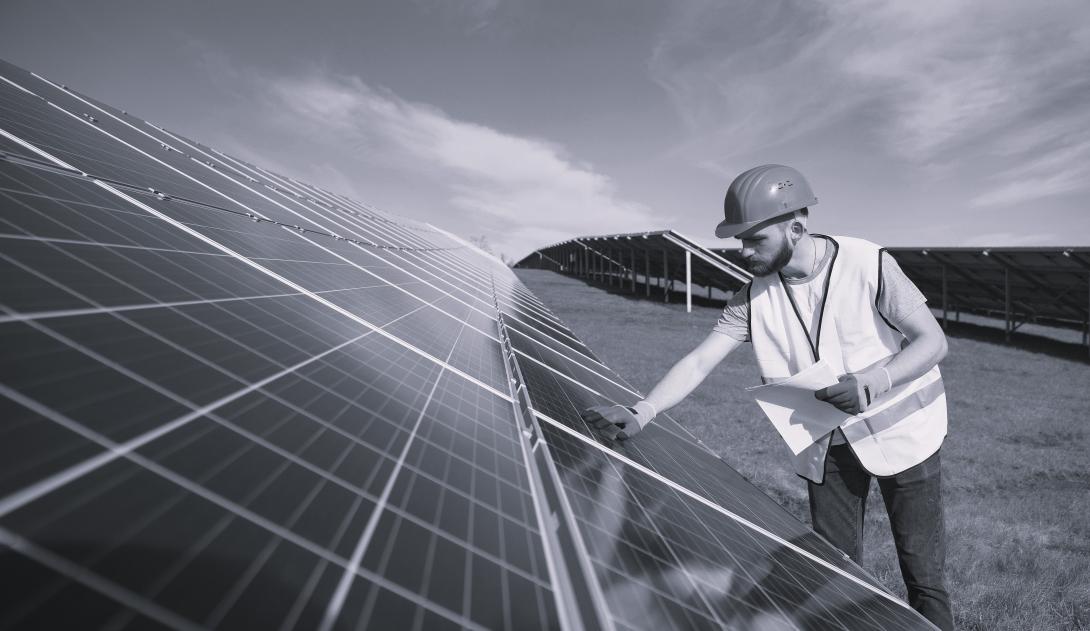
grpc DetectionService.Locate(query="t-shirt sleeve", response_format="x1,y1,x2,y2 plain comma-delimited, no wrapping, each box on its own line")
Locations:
878,251,928,327
713,282,751,341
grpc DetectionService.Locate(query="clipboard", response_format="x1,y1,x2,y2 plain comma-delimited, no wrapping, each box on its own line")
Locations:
746,360,853,455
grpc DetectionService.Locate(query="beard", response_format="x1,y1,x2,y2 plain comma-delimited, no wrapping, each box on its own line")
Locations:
744,239,795,276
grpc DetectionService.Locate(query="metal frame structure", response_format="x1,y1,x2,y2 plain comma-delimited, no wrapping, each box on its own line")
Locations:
515,230,751,313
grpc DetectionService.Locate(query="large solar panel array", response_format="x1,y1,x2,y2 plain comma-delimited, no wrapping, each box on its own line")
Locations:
0,59,935,629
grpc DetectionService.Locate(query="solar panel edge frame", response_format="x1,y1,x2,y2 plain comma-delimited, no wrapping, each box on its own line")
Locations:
489,274,614,631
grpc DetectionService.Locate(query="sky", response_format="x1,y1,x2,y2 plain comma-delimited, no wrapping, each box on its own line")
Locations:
2,0,1089,262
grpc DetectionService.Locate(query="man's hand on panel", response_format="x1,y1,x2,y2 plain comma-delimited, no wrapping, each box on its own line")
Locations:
580,402,655,442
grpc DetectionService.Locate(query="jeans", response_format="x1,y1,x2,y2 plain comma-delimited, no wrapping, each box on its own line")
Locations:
808,444,954,630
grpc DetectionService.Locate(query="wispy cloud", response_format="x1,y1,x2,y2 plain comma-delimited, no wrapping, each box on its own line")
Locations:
960,231,1061,247
650,0,1090,208
262,71,658,259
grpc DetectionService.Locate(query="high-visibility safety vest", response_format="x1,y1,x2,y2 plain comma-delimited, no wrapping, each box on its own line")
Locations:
748,235,947,483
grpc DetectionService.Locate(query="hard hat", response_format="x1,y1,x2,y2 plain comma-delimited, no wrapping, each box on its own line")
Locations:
715,164,818,238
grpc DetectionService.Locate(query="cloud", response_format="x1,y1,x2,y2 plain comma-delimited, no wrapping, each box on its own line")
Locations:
261,71,659,259
960,232,1061,247
649,0,1090,207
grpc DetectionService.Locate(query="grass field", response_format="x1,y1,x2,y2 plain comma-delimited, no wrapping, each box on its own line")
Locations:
516,269,1090,631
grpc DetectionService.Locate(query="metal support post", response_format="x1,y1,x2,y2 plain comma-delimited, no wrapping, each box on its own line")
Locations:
663,250,669,303
630,249,636,293
644,250,650,297
685,250,692,313
1004,267,1011,342
941,263,948,330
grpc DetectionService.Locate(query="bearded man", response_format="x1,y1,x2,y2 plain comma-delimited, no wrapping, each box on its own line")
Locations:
582,164,954,630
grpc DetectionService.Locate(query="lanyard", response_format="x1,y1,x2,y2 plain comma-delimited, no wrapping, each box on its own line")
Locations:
778,237,838,363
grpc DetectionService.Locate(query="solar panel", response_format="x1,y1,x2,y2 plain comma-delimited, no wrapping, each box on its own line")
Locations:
1,59,935,629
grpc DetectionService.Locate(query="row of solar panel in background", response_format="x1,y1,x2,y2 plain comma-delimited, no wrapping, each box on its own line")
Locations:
709,245,1090,332
511,231,751,303
0,58,933,630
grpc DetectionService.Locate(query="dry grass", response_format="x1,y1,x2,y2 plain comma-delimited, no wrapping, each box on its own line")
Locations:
516,269,1090,631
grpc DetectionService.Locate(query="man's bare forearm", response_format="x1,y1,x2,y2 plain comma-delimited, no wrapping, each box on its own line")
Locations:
880,307,948,388
640,332,742,416
882,329,947,387
642,355,710,414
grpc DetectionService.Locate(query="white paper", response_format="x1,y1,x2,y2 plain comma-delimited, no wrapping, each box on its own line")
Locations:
745,360,853,455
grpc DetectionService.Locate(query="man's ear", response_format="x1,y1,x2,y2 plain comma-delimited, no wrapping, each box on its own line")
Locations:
786,217,806,243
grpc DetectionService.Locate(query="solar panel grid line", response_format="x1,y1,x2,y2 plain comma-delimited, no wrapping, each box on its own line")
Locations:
0,323,371,519
1,386,366,569
239,160,442,253
491,303,613,631
0,215,448,389
76,176,514,401
4,340,517,629
0,77,277,226
256,230,510,342
0,282,405,326
588,444,730,629
2,297,458,519
2,60,939,629
531,409,914,612
191,218,608,382
490,281,592,344
497,294,601,353
497,280,552,310
495,305,596,359
491,298,593,353
319,317,470,631
13,78,450,256
205,396,544,591
494,331,715,453
0,147,91,181
71,116,448,256
1,186,486,507
504,323,636,397
496,286,582,329
0,230,240,259
381,374,557,631
4,141,562,627
223,157,441,251
158,133,432,253
545,431,871,631
0,527,206,631
571,444,902,631
500,306,600,361
103,415,332,631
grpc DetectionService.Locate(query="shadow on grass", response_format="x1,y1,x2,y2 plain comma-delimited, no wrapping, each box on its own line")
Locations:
937,320,1089,363
571,276,738,310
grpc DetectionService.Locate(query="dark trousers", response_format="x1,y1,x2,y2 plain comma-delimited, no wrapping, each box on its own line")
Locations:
808,445,954,630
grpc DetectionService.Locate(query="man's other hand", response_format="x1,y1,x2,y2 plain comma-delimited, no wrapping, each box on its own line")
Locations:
815,371,888,415
581,405,643,442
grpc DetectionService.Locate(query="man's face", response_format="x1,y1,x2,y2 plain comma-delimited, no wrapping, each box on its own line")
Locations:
738,223,794,277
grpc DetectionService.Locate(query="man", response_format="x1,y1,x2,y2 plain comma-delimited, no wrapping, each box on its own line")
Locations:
581,164,953,630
